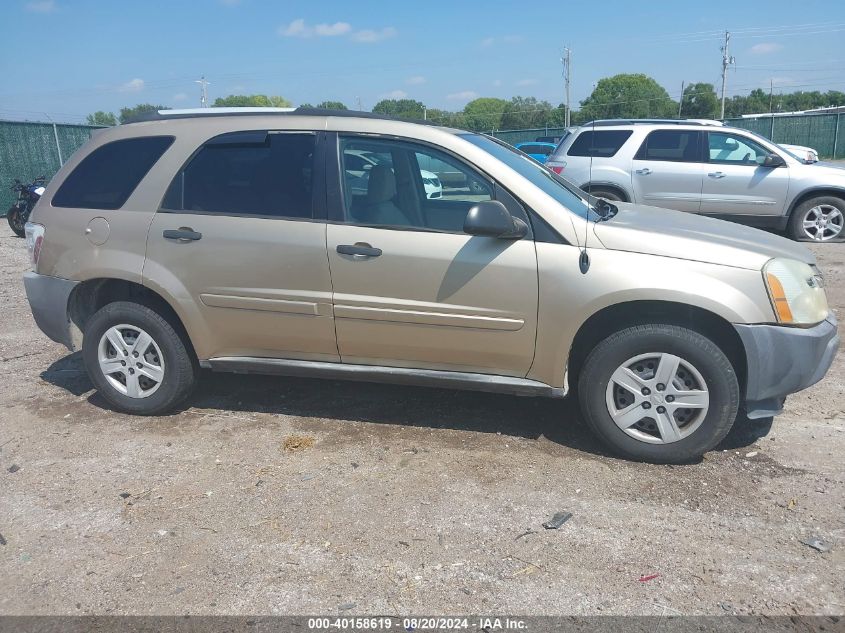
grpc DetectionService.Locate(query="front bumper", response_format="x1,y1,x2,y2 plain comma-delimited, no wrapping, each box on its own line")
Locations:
734,314,839,419
23,272,79,351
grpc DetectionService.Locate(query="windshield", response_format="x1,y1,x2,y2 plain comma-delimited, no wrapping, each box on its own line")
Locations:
462,133,597,221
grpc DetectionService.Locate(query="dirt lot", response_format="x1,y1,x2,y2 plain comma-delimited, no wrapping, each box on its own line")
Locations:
0,231,842,617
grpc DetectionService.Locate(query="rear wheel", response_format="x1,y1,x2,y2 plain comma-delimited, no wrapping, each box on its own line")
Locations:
82,301,197,415
7,207,25,237
788,196,844,242
577,324,739,463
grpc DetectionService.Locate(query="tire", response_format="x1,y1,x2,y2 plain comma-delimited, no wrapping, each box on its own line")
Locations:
585,187,624,202
788,196,845,242
82,301,197,415
577,324,739,464
7,207,25,237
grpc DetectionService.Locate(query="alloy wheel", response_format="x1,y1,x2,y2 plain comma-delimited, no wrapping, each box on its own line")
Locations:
97,324,165,398
802,204,844,241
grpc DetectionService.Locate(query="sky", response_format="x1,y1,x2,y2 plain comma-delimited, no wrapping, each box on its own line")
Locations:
1,0,844,124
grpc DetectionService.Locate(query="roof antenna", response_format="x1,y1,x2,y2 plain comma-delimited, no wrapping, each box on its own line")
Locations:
579,117,596,274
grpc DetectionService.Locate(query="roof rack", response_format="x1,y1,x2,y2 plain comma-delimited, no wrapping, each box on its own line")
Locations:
580,118,724,127
124,106,437,125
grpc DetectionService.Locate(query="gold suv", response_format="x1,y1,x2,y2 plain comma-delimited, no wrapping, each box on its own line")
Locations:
22,108,839,463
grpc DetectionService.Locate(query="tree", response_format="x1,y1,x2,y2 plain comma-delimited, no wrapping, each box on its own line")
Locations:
579,74,676,121
462,97,509,131
680,83,718,119
212,94,292,107
315,100,348,110
372,98,425,120
118,104,168,124
86,111,117,126
500,96,557,129
426,108,463,128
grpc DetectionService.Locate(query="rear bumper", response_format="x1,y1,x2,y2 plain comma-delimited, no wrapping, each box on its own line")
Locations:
734,315,839,419
23,272,78,350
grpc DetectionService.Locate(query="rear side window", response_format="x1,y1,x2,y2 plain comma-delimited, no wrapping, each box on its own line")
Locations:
52,136,174,209
635,130,702,162
566,130,632,157
163,132,315,219
521,144,554,155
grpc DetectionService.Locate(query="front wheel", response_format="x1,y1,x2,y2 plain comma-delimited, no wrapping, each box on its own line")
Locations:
82,301,198,415
788,196,845,242
577,324,739,463
7,207,25,237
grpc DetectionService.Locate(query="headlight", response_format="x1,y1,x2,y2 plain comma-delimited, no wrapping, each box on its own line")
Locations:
763,258,829,325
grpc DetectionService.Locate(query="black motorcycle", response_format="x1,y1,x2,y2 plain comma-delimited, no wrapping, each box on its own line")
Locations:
7,176,46,237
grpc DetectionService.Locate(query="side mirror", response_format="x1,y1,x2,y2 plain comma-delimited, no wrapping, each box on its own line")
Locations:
464,200,527,239
763,153,786,168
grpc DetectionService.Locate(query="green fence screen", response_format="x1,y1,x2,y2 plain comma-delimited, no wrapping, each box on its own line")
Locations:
0,120,102,215
725,113,844,159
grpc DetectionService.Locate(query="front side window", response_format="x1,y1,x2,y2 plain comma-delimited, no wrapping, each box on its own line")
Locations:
635,130,702,162
567,130,633,157
53,136,174,209
163,132,315,218
340,137,495,232
707,132,770,165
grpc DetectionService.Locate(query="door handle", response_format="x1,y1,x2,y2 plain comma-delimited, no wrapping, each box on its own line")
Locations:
635,168,652,175
708,171,726,179
163,228,202,242
337,243,382,258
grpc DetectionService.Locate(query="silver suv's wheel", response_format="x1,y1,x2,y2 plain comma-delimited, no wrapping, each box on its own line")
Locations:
606,353,709,444
82,301,197,415
578,324,739,463
98,324,165,398
790,196,845,242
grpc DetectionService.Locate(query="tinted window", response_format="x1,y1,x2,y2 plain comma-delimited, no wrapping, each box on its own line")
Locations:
635,130,702,162
520,144,554,155
708,132,770,165
340,137,497,232
567,130,633,157
53,136,173,209
163,132,315,218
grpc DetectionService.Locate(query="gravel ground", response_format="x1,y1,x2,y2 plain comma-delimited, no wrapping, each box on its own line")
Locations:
0,230,842,617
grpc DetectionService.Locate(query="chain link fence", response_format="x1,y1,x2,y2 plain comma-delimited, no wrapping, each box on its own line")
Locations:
725,114,845,160
0,120,103,215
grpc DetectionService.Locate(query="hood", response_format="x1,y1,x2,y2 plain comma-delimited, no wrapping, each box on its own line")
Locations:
593,202,815,270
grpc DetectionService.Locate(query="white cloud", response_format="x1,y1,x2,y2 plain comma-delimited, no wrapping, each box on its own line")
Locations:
173,92,189,102
447,90,478,101
382,89,408,99
516,78,538,87
502,35,522,44
119,78,145,93
750,42,783,55
406,75,426,85
480,37,495,48
351,26,397,43
25,0,56,12
315,21,352,36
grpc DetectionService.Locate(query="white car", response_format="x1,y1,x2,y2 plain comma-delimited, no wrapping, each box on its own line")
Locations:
344,149,443,198
779,143,819,163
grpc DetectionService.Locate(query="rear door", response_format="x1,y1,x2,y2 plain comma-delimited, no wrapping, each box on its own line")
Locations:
700,130,790,217
144,130,338,362
324,134,539,377
631,129,705,213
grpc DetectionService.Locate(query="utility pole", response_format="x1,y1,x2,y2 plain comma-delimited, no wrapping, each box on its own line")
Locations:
769,78,775,137
719,31,735,119
356,96,363,111
678,81,685,118
195,75,210,108
562,47,571,127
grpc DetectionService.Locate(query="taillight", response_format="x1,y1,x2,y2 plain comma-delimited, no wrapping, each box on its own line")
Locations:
549,165,564,174
24,222,45,269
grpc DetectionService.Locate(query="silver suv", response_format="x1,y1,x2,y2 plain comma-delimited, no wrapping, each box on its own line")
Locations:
22,108,839,464
545,119,845,242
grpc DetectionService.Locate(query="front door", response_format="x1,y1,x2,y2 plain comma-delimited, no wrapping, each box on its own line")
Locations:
144,130,338,362
631,129,705,213
325,134,539,377
700,130,790,217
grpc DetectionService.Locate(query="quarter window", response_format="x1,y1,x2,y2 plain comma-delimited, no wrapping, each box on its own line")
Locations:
707,132,770,165
567,130,633,157
53,136,174,210
635,130,702,162
163,132,315,218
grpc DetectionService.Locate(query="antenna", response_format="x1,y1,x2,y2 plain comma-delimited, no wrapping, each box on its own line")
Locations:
580,118,596,274
195,75,211,108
